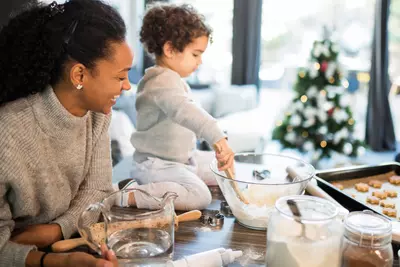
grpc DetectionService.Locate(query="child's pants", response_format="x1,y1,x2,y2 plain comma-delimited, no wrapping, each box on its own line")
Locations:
128,150,216,211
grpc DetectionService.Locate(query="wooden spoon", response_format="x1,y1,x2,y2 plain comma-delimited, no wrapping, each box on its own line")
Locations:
213,143,249,204
51,210,201,253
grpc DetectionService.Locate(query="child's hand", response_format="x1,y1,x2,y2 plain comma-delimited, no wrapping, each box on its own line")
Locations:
214,138,235,171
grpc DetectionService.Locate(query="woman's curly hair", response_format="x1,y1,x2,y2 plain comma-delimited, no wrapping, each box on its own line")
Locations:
0,0,126,106
140,3,212,57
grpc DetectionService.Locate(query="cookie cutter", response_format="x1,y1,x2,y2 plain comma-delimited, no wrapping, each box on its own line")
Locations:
200,209,224,227
253,169,271,180
220,201,234,217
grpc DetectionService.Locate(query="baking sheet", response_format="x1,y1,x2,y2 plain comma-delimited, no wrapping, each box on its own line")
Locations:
315,163,400,222
332,171,399,219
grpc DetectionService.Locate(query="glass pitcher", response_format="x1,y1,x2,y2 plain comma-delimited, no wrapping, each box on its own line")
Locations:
266,195,343,267
78,189,178,265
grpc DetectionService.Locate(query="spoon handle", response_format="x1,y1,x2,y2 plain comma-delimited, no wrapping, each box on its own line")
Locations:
212,144,249,204
177,210,202,223
286,199,302,222
51,238,86,252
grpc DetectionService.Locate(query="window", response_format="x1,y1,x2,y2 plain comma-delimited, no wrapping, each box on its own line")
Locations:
389,0,400,81
260,0,376,141
260,0,375,91
171,0,234,87
389,0,400,141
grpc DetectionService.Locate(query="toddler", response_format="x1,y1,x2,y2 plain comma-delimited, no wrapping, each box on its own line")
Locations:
127,3,234,211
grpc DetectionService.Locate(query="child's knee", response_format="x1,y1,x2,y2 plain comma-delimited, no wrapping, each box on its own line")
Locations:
186,187,212,210
173,185,212,211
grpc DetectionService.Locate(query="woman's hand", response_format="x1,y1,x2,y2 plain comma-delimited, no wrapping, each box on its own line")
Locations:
11,223,62,248
63,249,118,267
214,138,235,171
26,247,118,267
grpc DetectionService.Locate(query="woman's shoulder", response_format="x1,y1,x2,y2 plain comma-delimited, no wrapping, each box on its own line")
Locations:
0,98,34,143
0,97,33,126
0,95,32,114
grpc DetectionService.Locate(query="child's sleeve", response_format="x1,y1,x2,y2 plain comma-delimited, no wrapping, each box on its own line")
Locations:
151,83,226,146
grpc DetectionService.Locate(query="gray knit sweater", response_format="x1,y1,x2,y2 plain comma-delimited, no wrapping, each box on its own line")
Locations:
132,66,225,164
0,87,114,267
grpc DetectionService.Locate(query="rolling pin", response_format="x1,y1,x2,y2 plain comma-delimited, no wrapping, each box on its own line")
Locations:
51,210,202,253
286,166,350,221
212,144,249,204
286,166,343,207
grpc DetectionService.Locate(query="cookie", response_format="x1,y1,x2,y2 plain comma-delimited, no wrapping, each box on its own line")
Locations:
383,208,397,217
368,180,383,188
389,175,400,185
332,183,344,190
380,201,396,209
366,196,380,205
372,191,387,200
354,182,369,192
384,190,398,198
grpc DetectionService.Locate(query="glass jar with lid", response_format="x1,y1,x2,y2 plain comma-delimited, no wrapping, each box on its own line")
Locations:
341,210,393,267
266,195,343,267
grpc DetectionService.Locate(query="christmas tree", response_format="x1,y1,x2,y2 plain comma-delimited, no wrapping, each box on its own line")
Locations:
272,39,364,160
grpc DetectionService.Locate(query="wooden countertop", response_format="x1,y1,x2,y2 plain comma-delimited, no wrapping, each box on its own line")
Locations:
100,186,400,266
172,186,399,266
173,186,266,266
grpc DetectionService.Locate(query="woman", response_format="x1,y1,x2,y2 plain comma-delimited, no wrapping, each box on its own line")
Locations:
0,0,133,266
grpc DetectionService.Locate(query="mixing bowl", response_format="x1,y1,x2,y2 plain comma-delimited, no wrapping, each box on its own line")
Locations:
210,153,315,230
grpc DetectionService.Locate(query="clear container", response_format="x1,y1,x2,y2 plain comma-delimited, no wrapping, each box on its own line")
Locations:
266,195,343,267
210,153,315,230
341,210,393,267
78,189,177,265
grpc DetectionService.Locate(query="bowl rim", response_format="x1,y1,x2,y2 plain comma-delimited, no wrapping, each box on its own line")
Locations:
275,195,339,222
209,152,315,185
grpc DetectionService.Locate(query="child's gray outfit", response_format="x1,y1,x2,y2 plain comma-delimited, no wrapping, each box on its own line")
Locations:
130,66,225,210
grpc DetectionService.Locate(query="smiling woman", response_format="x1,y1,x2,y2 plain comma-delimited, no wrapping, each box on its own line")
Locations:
0,0,133,267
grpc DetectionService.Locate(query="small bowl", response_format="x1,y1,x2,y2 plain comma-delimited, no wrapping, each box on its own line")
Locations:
210,153,315,230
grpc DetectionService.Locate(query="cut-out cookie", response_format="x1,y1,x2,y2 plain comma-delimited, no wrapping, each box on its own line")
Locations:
389,175,400,185
384,190,398,198
354,183,369,192
332,183,344,190
372,191,387,200
366,196,380,205
383,208,397,217
380,201,396,209
368,180,383,189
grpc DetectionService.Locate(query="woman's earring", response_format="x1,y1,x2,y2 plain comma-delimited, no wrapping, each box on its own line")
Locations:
76,84,83,90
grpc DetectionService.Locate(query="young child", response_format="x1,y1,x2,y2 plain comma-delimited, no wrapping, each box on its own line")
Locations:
126,3,234,211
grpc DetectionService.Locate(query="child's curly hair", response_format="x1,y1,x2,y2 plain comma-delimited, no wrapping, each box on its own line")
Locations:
140,3,212,57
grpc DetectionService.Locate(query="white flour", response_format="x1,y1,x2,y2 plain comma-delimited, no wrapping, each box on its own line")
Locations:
193,227,212,232
223,183,299,229
234,204,274,229
266,236,342,267
237,247,265,266
266,217,343,267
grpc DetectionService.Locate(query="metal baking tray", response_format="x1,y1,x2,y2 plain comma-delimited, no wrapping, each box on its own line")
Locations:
315,162,400,221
